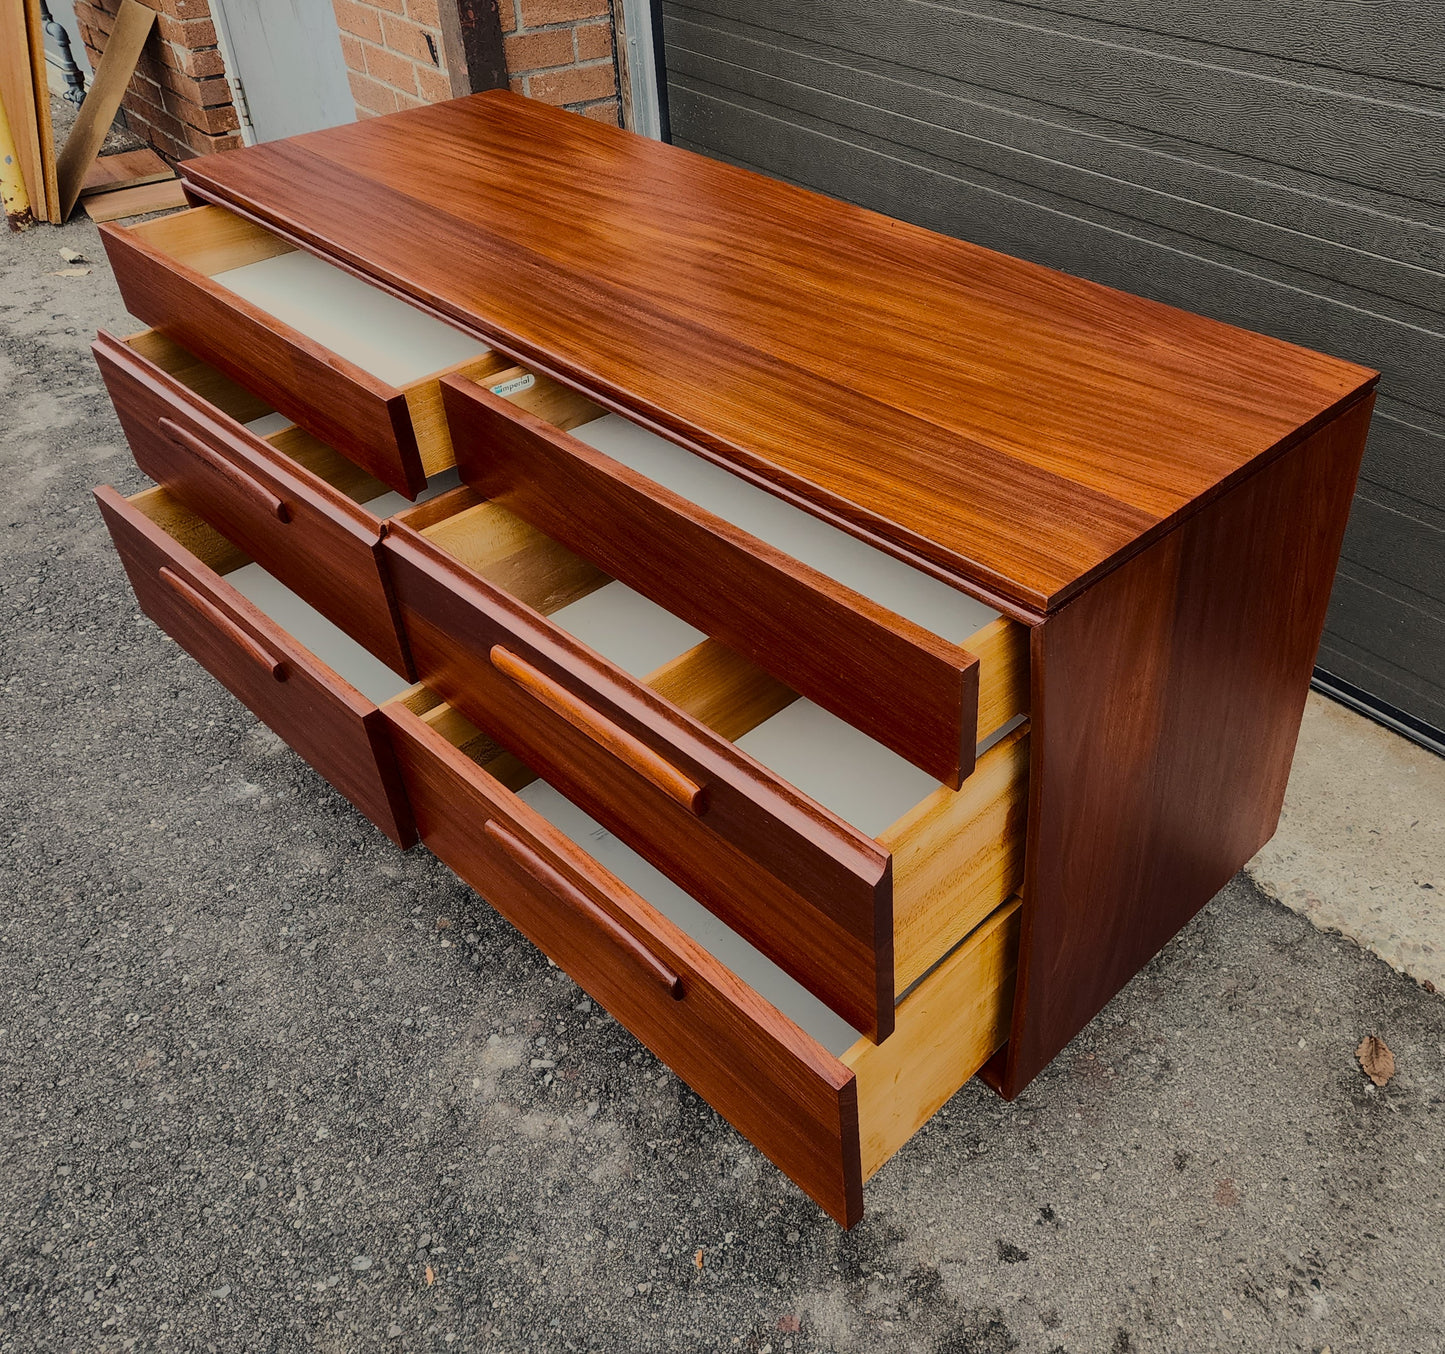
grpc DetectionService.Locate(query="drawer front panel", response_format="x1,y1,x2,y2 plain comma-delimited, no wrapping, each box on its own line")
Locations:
383,702,863,1226
442,378,980,788
94,486,415,847
383,524,896,1042
93,332,412,677
99,221,425,498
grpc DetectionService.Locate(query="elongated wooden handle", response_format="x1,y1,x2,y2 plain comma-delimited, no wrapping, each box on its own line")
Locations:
484,820,684,1000
160,417,290,523
159,567,287,681
489,645,706,814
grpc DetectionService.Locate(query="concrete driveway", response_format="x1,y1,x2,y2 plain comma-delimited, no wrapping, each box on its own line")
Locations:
2,207,1442,1354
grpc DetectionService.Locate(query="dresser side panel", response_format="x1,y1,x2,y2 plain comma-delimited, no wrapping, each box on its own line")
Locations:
991,393,1374,1097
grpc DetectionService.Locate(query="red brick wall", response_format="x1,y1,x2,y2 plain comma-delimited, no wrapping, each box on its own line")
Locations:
73,0,622,166
74,0,243,161
334,0,454,114
501,0,620,125
335,0,621,125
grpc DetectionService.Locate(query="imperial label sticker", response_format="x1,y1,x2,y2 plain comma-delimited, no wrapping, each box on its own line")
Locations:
489,373,536,397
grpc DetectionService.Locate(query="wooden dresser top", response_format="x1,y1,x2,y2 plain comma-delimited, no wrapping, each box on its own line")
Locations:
179,91,1375,614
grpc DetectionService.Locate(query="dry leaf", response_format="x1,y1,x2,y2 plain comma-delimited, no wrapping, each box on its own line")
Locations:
50,267,92,277
425,1264,435,1286
59,247,86,263
435,916,452,930
694,1249,704,1270
1357,1035,1395,1087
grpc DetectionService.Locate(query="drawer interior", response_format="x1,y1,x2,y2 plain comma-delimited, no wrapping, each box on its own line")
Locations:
415,495,1029,988
398,687,1020,1182
124,331,467,520
126,484,415,707
487,366,1004,644
124,207,493,389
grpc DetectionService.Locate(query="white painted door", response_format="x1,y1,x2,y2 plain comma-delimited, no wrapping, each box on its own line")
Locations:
213,0,356,144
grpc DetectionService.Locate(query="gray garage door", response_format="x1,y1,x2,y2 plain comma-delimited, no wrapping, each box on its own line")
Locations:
659,0,1445,745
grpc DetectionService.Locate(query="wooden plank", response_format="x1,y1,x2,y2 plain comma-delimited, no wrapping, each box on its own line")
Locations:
443,376,981,788
27,0,56,221
385,701,864,1226
970,615,1031,743
988,395,1374,1097
843,898,1019,1181
0,0,47,221
82,147,171,196
266,425,390,506
176,92,1377,612
56,0,155,221
881,725,1028,990
83,177,186,223
436,0,507,96
483,364,607,432
123,484,250,575
383,522,896,1041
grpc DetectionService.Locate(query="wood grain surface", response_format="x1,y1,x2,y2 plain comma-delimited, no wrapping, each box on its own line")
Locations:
99,217,428,498
84,179,187,224
986,394,1375,1096
94,485,416,848
445,376,980,786
82,147,173,196
382,522,896,1041
93,332,414,677
844,897,1019,1181
179,91,1377,612
881,726,1028,991
384,701,864,1225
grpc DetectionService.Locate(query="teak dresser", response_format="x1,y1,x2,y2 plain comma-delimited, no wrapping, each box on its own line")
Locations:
91,91,1377,1227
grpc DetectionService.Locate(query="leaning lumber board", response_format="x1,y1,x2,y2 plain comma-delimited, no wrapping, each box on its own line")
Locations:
55,0,154,221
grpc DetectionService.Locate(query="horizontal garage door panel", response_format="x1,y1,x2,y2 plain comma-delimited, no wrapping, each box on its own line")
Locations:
664,14,1445,307
667,0,1445,206
980,0,1445,88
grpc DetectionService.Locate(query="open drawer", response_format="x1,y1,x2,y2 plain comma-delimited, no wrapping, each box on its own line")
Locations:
383,691,1021,1226
440,369,1009,788
93,483,417,848
99,204,510,497
93,327,435,675
383,489,1028,1042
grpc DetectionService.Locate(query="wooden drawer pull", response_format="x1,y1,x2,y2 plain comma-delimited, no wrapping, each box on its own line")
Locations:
489,645,706,814
159,567,287,681
159,418,291,523
484,820,685,1000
